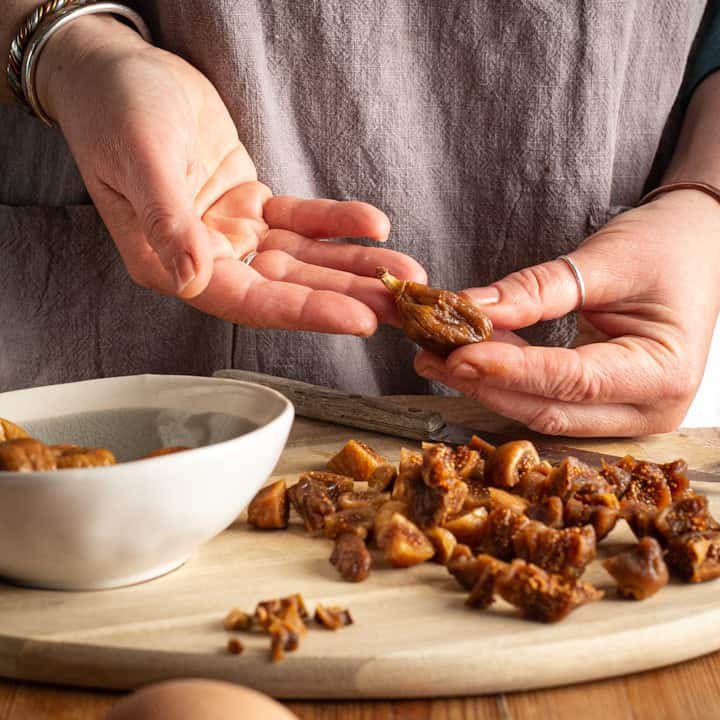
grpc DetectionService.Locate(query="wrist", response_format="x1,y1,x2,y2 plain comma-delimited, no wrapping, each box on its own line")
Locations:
35,12,147,124
649,187,720,218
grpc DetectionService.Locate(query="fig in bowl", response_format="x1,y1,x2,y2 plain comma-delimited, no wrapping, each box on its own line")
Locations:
0,374,293,590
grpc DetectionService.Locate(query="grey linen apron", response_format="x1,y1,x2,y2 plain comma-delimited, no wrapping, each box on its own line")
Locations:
0,1,711,393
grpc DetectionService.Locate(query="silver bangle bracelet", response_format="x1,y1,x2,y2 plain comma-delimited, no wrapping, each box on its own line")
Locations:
20,2,152,127
7,0,78,111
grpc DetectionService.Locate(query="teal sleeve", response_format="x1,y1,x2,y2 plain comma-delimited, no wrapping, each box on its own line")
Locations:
686,5,720,96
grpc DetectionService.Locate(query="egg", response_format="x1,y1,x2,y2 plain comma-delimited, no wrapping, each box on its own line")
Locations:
105,680,298,720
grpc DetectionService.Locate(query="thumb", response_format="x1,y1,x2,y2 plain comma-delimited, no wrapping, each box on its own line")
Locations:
131,161,234,298
462,251,599,330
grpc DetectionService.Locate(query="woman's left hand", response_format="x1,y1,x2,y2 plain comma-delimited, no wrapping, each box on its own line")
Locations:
415,189,720,436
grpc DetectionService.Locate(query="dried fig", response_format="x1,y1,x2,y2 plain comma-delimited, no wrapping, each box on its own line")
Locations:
376,267,492,356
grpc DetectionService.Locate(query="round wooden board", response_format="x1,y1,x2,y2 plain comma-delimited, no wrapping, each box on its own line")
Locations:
2,404,720,700
0,487,718,698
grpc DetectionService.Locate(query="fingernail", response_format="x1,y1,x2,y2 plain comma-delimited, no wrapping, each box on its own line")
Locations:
171,252,197,293
463,287,500,305
450,362,479,379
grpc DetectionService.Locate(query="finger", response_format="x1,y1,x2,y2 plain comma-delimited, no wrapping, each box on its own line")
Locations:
188,259,379,336
122,154,235,298
250,249,400,325
203,181,273,257
259,228,427,282
413,360,658,437
461,249,635,330
438,337,672,405
264,196,391,241
203,181,272,229
194,144,260,215
411,334,528,363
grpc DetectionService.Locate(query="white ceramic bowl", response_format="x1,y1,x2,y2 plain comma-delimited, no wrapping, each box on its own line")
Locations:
0,374,293,590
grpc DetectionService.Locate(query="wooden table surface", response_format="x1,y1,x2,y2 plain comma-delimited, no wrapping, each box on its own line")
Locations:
2,396,719,720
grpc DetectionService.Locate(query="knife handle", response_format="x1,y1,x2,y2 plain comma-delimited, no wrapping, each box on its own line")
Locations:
213,369,445,441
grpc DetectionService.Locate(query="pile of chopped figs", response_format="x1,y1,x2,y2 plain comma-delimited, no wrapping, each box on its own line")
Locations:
0,416,188,470
223,593,352,662
247,437,720,623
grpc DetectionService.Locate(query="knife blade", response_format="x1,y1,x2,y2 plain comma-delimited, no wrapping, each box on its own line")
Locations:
213,369,720,484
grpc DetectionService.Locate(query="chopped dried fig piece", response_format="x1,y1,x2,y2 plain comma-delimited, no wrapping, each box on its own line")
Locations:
602,537,669,600
544,457,616,506
468,435,496,460
621,461,672,511
374,500,410,548
330,533,372,582
564,497,619,541
453,445,484,480
526,496,565,528
314,604,354,630
326,440,397,490
442,507,488,547
462,482,490,510
448,553,495,591
660,459,691,500
0,438,56,471
0,418,29,442
52,445,117,468
514,469,551,502
287,476,335,535
247,479,290,530
254,594,309,629
409,445,468,528
617,455,638,473
421,444,459,488
376,266,492,356
512,521,596,580
466,555,508,609
324,506,376,540
268,615,304,663
139,446,190,459
600,460,632,499
535,460,553,476
224,608,254,631
487,487,530,513
425,526,458,564
252,594,309,663
496,559,603,623
227,637,245,655
301,471,354,505
623,505,662,542
485,441,539,488
337,490,390,511
665,531,720,583
392,448,423,500
478,507,530,561
382,513,435,567
450,543,474,563
654,496,719,541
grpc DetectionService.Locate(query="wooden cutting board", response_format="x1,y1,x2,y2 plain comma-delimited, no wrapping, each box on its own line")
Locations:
0,397,719,699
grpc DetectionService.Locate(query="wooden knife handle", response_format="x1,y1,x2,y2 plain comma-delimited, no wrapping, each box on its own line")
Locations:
212,369,445,441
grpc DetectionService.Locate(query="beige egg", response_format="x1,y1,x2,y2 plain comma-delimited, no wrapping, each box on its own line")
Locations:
106,679,298,720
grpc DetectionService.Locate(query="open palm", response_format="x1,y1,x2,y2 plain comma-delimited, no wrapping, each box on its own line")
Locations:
48,26,424,335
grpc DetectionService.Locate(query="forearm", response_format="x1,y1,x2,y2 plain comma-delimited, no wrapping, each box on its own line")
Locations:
664,71,720,187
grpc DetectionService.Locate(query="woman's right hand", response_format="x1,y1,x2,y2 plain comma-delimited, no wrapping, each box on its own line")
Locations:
37,14,424,335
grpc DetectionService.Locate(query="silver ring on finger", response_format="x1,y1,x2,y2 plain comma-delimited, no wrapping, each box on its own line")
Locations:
557,254,586,311
240,250,259,266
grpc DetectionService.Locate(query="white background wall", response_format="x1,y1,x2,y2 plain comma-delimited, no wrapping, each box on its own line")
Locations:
682,316,720,428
